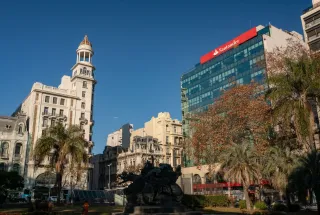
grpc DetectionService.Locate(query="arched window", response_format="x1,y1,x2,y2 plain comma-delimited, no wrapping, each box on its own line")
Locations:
12,164,20,174
83,67,87,74
18,124,23,134
193,174,201,184
14,143,22,157
83,81,87,88
0,142,9,158
0,163,7,171
81,102,85,109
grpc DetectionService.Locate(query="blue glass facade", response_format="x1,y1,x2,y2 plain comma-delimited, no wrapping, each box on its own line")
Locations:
180,26,270,167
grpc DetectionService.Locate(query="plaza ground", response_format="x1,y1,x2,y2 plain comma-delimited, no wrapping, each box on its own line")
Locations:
0,205,318,215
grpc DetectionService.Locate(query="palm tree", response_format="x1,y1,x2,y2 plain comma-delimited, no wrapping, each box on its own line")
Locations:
33,123,89,203
266,39,320,151
219,143,260,211
263,146,299,204
289,150,320,214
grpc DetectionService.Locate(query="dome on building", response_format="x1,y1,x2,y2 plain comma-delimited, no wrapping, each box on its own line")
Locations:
80,35,92,47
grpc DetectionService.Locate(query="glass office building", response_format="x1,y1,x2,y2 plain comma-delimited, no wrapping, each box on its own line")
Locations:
181,26,272,167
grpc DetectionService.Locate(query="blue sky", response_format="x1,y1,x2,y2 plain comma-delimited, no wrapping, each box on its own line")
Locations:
0,0,309,154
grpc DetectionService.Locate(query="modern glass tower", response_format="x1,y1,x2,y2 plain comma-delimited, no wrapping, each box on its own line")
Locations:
180,24,304,167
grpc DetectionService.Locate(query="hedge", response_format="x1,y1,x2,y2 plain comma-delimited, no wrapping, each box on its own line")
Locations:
182,195,230,208
239,200,246,209
254,201,267,210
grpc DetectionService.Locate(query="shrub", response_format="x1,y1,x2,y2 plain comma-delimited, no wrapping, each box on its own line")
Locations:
273,203,287,212
182,195,230,208
288,204,300,212
254,201,267,210
205,195,230,207
239,200,247,209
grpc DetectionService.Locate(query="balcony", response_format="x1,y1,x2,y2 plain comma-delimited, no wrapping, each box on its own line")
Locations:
79,117,88,124
13,154,21,162
309,34,320,43
42,112,50,117
88,141,94,147
0,153,9,160
57,114,67,121
305,18,320,30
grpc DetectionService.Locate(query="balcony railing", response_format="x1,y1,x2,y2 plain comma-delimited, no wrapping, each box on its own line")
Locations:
13,154,21,161
309,34,320,43
79,117,88,124
0,153,9,159
305,18,320,29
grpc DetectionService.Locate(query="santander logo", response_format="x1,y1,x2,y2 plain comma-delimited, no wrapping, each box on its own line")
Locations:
200,27,257,64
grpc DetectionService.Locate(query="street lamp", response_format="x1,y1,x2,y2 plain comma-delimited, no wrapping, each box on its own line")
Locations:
107,163,112,190
71,175,74,204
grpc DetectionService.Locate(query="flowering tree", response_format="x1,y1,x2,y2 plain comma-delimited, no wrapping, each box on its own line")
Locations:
191,83,271,165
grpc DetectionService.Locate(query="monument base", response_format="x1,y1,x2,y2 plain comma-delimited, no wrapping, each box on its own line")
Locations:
112,206,203,215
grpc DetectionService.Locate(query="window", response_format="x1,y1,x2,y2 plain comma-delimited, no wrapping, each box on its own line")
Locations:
81,102,85,109
44,107,49,114
1,142,9,157
71,99,74,107
45,96,50,103
43,118,48,127
80,123,84,130
83,81,87,88
14,143,22,156
60,99,65,105
81,113,85,119
53,97,57,104
82,91,86,98
0,163,7,171
18,124,23,134
166,136,169,143
174,126,176,133
36,93,39,101
59,109,64,116
42,130,46,136
51,119,56,127
52,108,56,116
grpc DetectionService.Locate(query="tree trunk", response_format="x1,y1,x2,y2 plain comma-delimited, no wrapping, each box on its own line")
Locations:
56,172,62,204
243,185,252,211
285,188,291,207
305,100,317,151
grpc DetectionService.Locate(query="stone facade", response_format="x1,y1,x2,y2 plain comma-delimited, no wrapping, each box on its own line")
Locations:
12,35,96,190
117,112,183,174
0,114,29,178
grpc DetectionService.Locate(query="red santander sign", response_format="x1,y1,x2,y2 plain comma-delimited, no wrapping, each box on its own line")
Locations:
200,27,257,64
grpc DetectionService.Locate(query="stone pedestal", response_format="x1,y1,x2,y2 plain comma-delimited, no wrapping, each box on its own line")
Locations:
112,206,202,215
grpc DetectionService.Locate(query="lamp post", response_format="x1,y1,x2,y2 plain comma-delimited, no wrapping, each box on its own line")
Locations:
71,175,74,204
107,164,112,190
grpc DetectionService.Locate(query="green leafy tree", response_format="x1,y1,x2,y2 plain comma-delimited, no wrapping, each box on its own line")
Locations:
263,146,298,204
0,171,24,204
33,123,89,203
219,143,260,211
266,39,320,151
289,151,320,214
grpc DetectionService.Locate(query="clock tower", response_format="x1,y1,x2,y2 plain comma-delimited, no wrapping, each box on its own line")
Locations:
71,35,96,154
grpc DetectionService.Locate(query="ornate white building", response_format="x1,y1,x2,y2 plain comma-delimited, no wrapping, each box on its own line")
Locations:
12,35,96,190
117,112,183,174
0,114,29,177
